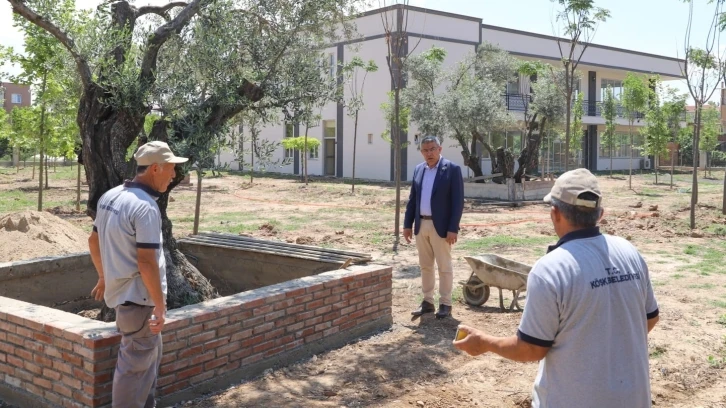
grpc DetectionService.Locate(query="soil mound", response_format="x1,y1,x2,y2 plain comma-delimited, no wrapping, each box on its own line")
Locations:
0,211,89,263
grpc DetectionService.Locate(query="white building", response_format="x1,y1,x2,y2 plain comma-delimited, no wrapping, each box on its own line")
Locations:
218,4,684,180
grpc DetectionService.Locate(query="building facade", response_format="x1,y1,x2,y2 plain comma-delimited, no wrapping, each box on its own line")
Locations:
0,82,31,165
218,5,684,180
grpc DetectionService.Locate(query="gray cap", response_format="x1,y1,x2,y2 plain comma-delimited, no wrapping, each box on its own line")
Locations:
544,168,601,209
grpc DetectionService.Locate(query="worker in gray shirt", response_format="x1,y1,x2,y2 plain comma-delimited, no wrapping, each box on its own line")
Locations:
454,168,659,408
88,141,188,408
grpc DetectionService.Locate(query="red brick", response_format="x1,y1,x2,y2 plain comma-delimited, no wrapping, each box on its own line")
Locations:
160,358,190,375
341,289,362,301
72,367,94,384
315,305,332,316
72,344,111,360
44,389,64,405
364,277,379,286
33,376,52,390
158,374,175,387
84,358,116,373
190,331,216,345
306,283,325,293
242,298,266,310
179,344,204,358
274,316,296,328
241,334,265,348
176,365,203,380
294,294,314,304
192,311,222,324
313,289,332,300
160,379,190,395
286,322,304,333
203,316,229,331
252,340,275,354
24,339,44,353
264,293,286,304
60,352,83,367
273,299,294,311
61,397,84,408
241,353,264,366
331,285,347,295
286,339,305,351
53,337,73,351
364,305,379,315
161,352,177,365
253,322,274,335
230,329,253,342
164,318,191,331
0,320,16,333
371,282,389,292
242,316,264,329
34,353,53,367
6,333,24,346
264,328,285,341
15,348,32,361
0,362,13,375
217,341,241,357
264,344,287,357
286,304,305,314
0,353,4,363
189,370,216,384
356,300,373,311
305,316,323,328
378,288,393,296
53,360,73,375
285,288,307,298
204,338,229,352
216,360,240,375
15,368,33,382
62,374,82,389
347,281,364,290
24,361,43,375
204,356,228,371
323,327,340,337
229,310,253,323
323,311,341,323
275,335,294,347
295,311,314,323
13,324,32,339
315,322,332,332
331,300,348,311
305,333,323,343
340,320,357,331
340,305,357,315
218,322,243,337
253,304,274,316
231,348,252,361
364,291,378,301
295,328,315,339
190,351,215,366
161,332,177,343
72,390,93,406
176,324,203,339
7,355,23,368
324,279,343,288
24,382,43,397
264,310,286,322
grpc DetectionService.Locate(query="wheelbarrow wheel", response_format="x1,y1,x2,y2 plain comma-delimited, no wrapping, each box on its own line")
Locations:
463,276,490,306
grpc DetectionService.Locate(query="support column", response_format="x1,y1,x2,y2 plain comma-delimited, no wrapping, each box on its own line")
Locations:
336,44,344,178
293,123,300,175
587,125,598,172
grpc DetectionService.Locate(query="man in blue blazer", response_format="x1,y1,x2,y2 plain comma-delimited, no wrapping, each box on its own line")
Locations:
404,136,464,318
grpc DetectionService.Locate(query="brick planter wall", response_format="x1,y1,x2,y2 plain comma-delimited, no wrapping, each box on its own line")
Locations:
0,264,392,408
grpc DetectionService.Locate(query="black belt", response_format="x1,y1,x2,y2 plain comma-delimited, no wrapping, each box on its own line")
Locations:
421,215,433,220
121,301,145,307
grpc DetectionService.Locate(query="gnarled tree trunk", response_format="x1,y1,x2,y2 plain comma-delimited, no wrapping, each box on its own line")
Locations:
514,118,546,183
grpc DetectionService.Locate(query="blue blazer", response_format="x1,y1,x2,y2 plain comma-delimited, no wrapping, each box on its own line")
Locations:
404,158,464,238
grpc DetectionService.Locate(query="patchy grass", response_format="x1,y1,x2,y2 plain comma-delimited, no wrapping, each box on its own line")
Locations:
457,236,552,252
650,345,667,358
687,283,716,290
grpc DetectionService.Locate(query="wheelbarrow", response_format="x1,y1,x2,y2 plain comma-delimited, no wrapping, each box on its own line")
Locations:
460,254,532,312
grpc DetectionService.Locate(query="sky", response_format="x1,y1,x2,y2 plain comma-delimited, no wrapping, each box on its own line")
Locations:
1,0,723,103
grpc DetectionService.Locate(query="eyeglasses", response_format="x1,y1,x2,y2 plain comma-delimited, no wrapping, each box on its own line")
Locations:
421,147,439,154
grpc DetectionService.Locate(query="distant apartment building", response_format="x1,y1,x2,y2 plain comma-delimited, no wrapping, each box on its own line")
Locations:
1,82,31,165
218,4,684,180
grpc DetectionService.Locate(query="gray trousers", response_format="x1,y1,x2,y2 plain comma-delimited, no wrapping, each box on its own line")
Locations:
113,304,163,408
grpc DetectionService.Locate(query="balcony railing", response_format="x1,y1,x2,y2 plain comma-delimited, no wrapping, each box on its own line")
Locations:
501,93,647,120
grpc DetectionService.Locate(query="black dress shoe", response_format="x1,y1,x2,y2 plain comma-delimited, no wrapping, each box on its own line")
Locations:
411,301,436,316
435,304,452,319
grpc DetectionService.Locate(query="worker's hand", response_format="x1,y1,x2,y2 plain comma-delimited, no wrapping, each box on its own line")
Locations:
403,228,413,243
149,306,166,335
446,232,458,245
91,278,105,302
453,324,488,356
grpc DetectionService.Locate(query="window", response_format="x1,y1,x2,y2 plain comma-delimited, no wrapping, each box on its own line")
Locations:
284,122,294,159
368,134,373,144
309,145,319,159
506,76,520,95
11,94,21,104
323,120,335,138
599,133,645,158
601,79,623,100
328,54,336,79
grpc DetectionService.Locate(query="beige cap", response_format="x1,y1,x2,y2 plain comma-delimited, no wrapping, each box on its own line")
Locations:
134,141,188,166
543,168,601,208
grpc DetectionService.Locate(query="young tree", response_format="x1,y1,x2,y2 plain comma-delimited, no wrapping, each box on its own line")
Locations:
551,0,610,171
342,57,378,193
641,84,669,185
699,102,720,177
569,91,585,167
8,0,364,316
380,1,425,249
601,85,618,178
662,87,688,189
681,0,725,229
621,72,650,189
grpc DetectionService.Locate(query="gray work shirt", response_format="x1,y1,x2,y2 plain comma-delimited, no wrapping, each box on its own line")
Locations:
93,181,167,308
518,227,658,408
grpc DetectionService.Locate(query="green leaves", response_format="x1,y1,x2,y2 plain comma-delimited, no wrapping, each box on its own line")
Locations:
641,79,670,159
621,73,650,123
601,85,619,153
280,136,321,152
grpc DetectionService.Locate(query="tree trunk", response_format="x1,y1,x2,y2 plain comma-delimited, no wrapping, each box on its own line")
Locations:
671,147,675,189
32,152,35,180
564,73,572,172
655,156,658,185
250,134,255,184
629,122,633,189
45,157,49,190
514,118,546,182
393,87,402,250
37,73,49,211
722,165,725,215
76,162,81,212
304,124,309,186
351,111,358,193
455,133,483,179
690,108,701,230
193,169,202,235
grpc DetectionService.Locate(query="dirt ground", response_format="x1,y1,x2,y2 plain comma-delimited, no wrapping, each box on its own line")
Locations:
1,165,726,408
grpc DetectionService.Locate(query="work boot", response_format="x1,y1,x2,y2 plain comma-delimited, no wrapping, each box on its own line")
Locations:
411,300,435,316
435,304,452,319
